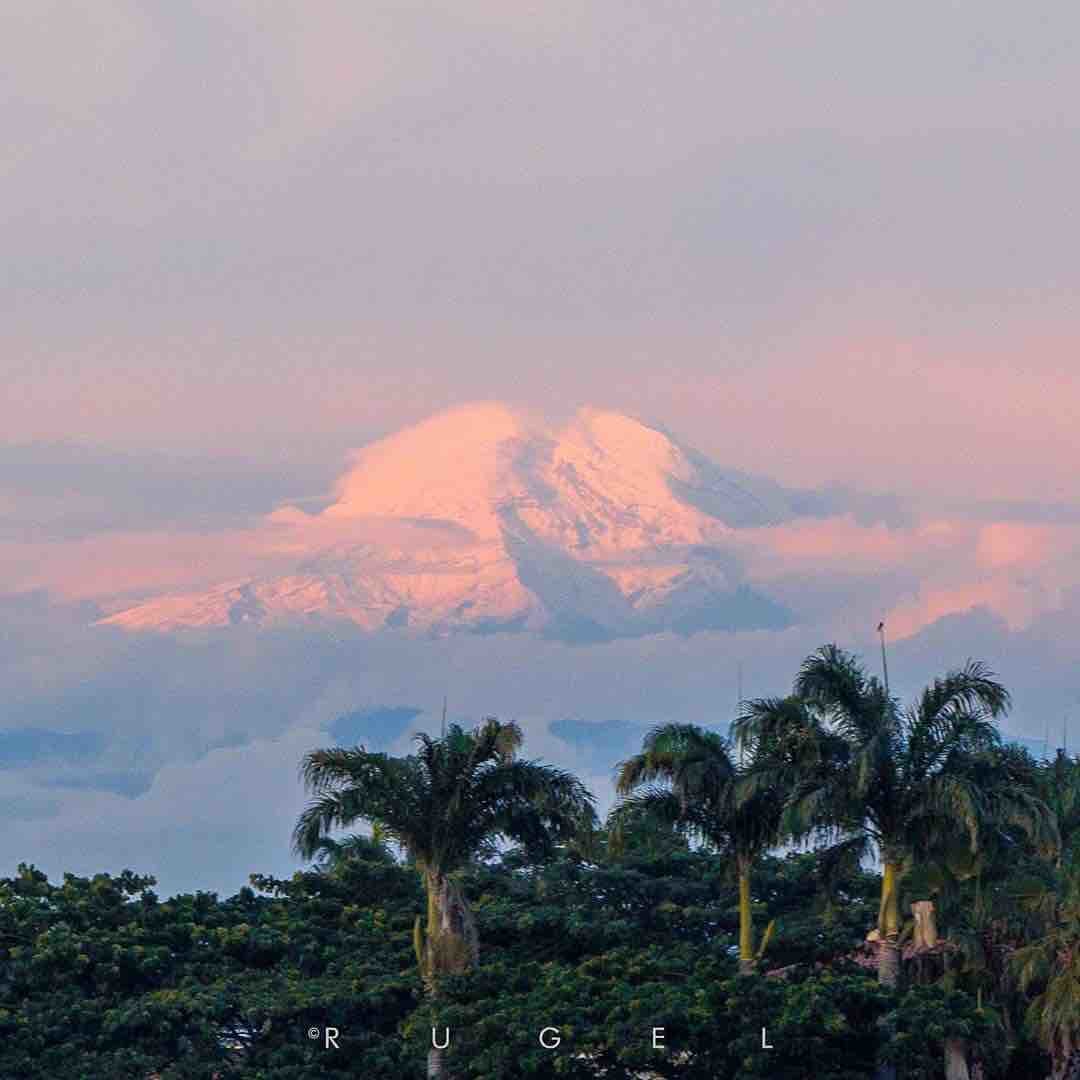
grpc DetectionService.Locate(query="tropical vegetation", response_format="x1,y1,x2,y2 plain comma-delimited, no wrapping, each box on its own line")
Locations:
1,646,1077,1079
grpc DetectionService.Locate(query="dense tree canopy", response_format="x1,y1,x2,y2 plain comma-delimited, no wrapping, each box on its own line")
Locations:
613,723,784,972
734,646,1050,989
2,649,1077,1078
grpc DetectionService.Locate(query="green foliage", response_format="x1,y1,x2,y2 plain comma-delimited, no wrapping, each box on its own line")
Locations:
0,859,421,1078
4,666,1076,1077
0,840,1064,1078
738,646,1027,865
881,984,1008,1079
293,716,598,999
613,722,787,967
613,723,783,867
293,718,597,874
735,645,1051,996
410,959,891,1079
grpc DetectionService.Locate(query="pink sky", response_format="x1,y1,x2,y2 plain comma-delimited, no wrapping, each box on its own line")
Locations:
5,400,1079,648
6,323,1079,503
2,1,1079,892
3,4,1078,503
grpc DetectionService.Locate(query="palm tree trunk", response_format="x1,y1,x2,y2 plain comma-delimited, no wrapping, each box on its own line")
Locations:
421,871,478,1080
944,1037,971,1080
425,870,479,977
428,1047,445,1079
878,859,901,988
737,857,755,974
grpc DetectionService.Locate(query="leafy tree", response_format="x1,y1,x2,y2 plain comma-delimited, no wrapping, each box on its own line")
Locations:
0,861,421,1077
881,984,1007,1080
309,830,397,874
0,838,1057,1078
412,951,892,1079
900,744,1058,1037
5,686,1073,1078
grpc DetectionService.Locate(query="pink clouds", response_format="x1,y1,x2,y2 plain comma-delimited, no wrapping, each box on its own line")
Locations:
5,3,158,119
736,512,1080,641
742,515,945,567
884,580,1054,640
671,339,1080,501
734,516,978,593
2,508,475,611
975,522,1057,570
17,501,1079,646
5,402,1080,646
1,528,287,606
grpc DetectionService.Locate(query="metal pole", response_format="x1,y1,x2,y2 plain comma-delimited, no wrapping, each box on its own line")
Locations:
736,661,744,765
877,622,890,699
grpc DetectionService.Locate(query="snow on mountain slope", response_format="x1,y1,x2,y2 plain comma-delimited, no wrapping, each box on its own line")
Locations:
326,402,528,538
99,405,795,639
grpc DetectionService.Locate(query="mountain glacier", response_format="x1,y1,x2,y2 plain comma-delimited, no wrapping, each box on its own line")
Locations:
99,404,796,640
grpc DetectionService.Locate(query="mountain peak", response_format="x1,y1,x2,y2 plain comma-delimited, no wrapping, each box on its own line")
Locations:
100,403,795,639
571,406,675,451
326,401,532,535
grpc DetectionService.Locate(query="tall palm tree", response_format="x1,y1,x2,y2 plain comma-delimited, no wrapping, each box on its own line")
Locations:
294,717,595,1077
1012,859,1080,1080
1010,752,1080,1080
614,723,782,973
736,645,1030,988
1040,750,1080,869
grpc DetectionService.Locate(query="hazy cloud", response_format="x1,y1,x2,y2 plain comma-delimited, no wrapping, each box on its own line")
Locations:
3,598,1078,895
0,444,337,541
2,3,1078,500
3,1,1079,892
2,582,1079,894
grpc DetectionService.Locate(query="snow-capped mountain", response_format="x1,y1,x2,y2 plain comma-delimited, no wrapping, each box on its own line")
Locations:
99,404,795,640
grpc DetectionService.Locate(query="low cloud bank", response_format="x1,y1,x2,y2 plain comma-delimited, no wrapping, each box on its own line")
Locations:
1,589,1078,895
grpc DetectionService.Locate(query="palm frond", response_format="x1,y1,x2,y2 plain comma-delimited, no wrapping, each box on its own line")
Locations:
795,645,889,740
292,790,365,858
915,661,1011,727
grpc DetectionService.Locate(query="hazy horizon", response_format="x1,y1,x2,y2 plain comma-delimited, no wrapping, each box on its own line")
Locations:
4,3,1079,894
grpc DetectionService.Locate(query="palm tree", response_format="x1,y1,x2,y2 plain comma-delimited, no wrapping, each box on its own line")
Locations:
1010,752,1080,1080
309,830,396,873
736,645,1028,989
1012,859,1080,1080
294,717,595,1077
1040,750,1080,869
614,723,781,973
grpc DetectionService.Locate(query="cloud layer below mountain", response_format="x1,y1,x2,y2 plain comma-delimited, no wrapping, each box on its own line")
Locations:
8,406,1080,647
2,406,1080,894
4,0,1080,892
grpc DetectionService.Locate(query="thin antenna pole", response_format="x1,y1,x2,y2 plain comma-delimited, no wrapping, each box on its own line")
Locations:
736,661,744,765
877,622,890,699
441,696,447,739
